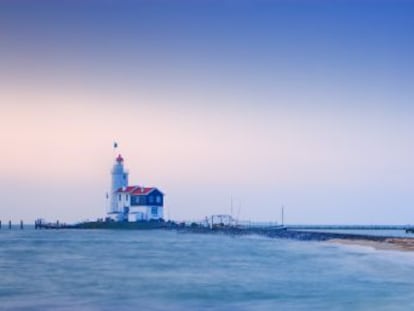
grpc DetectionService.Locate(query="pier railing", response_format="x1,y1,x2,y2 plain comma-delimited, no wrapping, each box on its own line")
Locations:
176,218,282,229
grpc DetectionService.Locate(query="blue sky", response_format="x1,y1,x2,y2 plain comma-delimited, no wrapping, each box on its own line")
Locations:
0,0,413,224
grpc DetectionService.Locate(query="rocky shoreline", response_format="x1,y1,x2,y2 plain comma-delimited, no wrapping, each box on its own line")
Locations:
179,226,414,252
329,238,414,252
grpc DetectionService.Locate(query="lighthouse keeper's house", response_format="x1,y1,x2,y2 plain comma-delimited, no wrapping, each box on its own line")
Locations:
116,186,164,222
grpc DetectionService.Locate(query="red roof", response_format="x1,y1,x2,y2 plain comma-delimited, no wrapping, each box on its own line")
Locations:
132,187,155,195
116,186,156,195
117,186,138,193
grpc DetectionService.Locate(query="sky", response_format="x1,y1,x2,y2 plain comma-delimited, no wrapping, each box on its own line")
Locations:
0,0,414,224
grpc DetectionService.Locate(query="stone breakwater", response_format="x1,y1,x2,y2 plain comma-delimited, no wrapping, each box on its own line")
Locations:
35,220,414,251
177,226,385,241
178,226,414,251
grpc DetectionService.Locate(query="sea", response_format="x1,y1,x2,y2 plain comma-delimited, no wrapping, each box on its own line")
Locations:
1,228,414,311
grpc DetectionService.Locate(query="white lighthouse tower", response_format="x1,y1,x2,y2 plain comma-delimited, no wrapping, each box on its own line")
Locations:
108,154,129,220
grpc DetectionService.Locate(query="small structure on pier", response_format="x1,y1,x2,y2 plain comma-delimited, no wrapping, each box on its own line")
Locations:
210,214,236,228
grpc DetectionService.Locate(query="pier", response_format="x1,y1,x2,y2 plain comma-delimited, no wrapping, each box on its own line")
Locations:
5,217,413,237
0,220,25,230
30,217,414,243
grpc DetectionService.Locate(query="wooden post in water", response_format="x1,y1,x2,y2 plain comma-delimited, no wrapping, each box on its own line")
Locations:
20,220,23,230
0,220,2,229
8,220,11,230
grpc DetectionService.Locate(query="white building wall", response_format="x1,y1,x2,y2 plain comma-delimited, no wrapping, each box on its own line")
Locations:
146,206,164,220
156,206,164,220
113,192,130,221
116,192,131,211
128,212,145,222
127,205,163,222
129,206,147,215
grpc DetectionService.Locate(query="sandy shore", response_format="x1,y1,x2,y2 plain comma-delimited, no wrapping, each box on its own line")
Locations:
329,238,414,252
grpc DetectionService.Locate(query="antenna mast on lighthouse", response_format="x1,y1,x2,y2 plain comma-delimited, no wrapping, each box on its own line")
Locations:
113,141,118,157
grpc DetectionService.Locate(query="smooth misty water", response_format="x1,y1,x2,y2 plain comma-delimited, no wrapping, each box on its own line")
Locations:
1,230,414,310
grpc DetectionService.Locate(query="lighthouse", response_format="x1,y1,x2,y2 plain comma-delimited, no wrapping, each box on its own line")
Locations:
109,154,129,220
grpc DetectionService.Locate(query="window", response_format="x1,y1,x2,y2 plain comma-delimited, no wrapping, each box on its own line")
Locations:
149,196,154,203
151,207,158,215
118,194,121,201
156,196,161,203
126,194,129,201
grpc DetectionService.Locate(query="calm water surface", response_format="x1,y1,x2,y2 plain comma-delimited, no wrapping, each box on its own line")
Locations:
1,229,414,310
